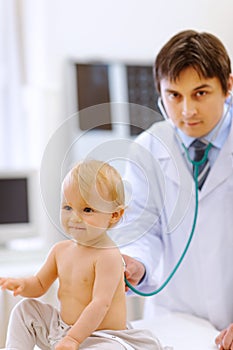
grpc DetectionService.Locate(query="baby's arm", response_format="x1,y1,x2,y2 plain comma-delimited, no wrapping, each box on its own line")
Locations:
56,251,124,349
0,243,58,298
0,275,44,297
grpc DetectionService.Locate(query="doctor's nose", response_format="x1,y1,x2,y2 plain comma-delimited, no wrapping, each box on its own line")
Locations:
181,99,197,118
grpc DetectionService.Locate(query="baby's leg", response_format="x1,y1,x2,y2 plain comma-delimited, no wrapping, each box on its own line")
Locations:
80,329,165,350
80,337,128,349
5,299,59,350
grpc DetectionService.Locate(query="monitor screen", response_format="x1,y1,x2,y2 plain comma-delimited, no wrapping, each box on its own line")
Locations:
76,63,112,131
0,178,29,224
0,170,39,246
71,61,164,139
126,65,163,135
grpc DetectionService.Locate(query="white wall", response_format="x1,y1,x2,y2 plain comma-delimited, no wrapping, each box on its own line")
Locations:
14,0,233,247
23,0,233,121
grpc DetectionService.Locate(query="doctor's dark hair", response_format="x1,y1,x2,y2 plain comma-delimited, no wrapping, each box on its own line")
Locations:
154,30,232,95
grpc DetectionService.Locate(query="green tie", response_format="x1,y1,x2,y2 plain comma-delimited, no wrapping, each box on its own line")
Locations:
189,139,210,190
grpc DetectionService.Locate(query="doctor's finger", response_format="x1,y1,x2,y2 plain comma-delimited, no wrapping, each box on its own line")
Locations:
216,332,227,349
216,330,227,346
221,325,233,350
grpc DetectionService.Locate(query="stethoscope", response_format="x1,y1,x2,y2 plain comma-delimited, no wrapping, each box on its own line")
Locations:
124,91,233,296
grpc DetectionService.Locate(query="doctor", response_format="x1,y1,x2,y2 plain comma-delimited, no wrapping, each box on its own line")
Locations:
121,30,233,350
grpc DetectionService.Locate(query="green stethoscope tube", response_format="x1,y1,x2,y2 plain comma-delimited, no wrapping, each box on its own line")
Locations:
124,143,213,297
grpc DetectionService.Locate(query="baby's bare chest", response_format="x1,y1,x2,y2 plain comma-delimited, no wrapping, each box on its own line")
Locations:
57,251,96,287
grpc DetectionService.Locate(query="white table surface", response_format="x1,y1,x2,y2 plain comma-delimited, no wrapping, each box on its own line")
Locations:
132,310,219,350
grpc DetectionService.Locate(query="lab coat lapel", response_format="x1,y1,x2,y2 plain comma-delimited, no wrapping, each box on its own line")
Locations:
153,122,193,190
151,122,194,234
199,122,233,198
152,120,233,198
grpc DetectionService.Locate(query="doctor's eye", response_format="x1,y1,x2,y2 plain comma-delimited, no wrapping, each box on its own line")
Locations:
196,90,207,97
168,92,181,100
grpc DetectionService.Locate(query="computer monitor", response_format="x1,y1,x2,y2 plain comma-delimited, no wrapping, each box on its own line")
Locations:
75,63,112,130
74,61,162,135
0,169,39,247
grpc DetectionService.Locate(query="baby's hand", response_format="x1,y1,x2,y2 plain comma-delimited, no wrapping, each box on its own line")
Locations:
0,277,25,296
55,335,80,350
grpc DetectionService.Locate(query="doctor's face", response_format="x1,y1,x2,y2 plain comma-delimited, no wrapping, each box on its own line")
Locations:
160,67,231,138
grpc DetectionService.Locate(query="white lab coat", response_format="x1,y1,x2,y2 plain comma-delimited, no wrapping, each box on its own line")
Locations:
120,116,233,331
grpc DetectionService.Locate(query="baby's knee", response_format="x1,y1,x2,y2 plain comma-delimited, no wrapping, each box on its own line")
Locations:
11,298,41,319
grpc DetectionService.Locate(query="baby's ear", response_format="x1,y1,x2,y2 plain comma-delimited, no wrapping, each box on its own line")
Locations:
110,208,124,224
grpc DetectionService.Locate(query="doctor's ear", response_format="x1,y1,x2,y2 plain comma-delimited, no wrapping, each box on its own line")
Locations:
227,74,233,96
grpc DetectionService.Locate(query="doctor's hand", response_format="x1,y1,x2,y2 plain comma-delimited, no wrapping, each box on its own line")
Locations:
122,254,145,292
215,324,233,349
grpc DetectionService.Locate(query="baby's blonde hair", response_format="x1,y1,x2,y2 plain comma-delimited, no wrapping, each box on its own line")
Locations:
69,159,125,214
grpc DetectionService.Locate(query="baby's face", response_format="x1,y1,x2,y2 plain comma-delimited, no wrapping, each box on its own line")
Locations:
60,175,114,246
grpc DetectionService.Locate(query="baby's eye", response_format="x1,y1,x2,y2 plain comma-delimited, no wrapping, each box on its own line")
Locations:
83,207,94,213
63,205,72,211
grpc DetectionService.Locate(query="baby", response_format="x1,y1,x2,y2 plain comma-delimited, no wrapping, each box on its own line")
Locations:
0,159,165,350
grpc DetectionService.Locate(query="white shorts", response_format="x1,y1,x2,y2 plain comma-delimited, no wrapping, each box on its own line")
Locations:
5,299,165,350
